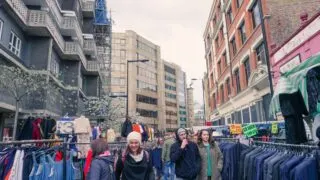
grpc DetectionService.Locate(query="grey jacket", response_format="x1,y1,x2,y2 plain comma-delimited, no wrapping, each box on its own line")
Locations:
197,142,223,180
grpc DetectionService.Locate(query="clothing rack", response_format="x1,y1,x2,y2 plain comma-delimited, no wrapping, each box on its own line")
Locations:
0,139,67,180
252,140,318,149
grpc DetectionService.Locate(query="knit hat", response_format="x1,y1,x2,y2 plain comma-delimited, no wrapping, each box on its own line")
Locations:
127,131,142,144
177,128,186,135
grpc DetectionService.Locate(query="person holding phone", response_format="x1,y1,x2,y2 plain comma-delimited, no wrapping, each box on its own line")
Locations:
170,128,201,180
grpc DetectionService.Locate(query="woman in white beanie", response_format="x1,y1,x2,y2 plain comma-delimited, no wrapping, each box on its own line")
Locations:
115,132,154,180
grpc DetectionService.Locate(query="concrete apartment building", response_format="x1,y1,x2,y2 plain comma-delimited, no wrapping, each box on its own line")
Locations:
163,61,188,130
111,31,164,130
0,0,102,134
111,31,188,131
203,0,320,125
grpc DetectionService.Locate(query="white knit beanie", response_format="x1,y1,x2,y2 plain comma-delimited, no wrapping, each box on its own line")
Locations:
127,132,142,144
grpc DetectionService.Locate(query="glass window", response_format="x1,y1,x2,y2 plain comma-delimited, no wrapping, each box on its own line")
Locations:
120,50,126,59
136,108,158,118
9,31,22,57
239,22,246,44
244,58,251,84
226,78,231,95
164,65,176,75
136,94,157,105
252,2,261,29
217,61,221,76
227,7,233,23
256,43,266,64
234,69,241,93
220,85,224,103
230,37,237,56
242,108,250,124
120,39,126,45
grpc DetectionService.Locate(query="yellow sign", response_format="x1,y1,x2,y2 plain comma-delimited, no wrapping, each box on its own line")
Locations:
230,124,242,134
271,123,278,134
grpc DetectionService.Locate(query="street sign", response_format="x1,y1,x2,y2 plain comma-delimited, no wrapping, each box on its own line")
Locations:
271,123,278,134
242,124,258,137
230,124,242,134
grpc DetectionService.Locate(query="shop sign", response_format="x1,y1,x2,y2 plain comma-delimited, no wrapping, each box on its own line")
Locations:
271,123,278,134
230,124,242,134
242,124,258,137
56,117,74,134
280,55,301,73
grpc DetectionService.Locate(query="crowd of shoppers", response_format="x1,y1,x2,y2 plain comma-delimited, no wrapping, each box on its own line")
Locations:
86,128,223,180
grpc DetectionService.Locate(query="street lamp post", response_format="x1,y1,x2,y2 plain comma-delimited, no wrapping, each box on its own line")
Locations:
126,59,149,118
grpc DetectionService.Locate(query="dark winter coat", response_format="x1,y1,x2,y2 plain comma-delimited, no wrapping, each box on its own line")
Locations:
170,130,201,179
121,120,132,137
87,156,115,180
115,150,154,180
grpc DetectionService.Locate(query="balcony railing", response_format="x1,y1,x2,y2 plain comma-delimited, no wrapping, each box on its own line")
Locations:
62,15,83,45
82,0,95,14
5,0,28,22
83,38,97,55
86,61,100,72
65,42,87,68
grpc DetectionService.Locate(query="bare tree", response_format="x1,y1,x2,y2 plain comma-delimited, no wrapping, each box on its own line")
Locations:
0,65,50,140
83,96,125,129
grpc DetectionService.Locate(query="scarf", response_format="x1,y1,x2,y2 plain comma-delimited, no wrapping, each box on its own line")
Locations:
129,151,144,162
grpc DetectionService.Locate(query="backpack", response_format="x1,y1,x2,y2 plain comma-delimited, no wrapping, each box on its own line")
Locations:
87,158,116,180
121,150,150,164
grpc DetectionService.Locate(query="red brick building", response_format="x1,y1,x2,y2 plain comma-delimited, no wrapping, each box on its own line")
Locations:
203,0,320,125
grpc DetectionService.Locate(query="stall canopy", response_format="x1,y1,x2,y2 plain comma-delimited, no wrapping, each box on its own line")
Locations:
269,54,320,116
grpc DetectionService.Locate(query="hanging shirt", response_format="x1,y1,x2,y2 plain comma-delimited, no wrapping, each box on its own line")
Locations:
132,124,141,133
205,144,212,177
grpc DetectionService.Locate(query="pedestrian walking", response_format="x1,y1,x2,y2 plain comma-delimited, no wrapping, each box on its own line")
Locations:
151,137,164,180
170,128,201,180
162,133,176,180
87,139,115,180
115,131,154,180
197,129,223,180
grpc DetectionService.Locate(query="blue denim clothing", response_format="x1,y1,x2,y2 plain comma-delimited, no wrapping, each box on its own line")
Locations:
219,142,240,180
163,161,175,180
280,156,305,180
290,157,318,180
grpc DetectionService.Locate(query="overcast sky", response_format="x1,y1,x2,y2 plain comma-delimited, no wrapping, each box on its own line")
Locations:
108,0,212,105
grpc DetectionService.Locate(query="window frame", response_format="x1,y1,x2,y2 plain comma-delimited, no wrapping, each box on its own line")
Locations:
227,7,233,24
239,22,247,45
234,69,241,93
244,58,251,84
226,78,231,95
251,1,261,29
0,19,3,40
9,31,22,57
256,42,266,64
230,37,237,56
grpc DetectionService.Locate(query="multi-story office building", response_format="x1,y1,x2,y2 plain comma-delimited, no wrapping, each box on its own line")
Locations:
187,87,195,127
111,31,188,131
203,0,320,125
111,30,163,130
0,0,102,136
162,61,188,130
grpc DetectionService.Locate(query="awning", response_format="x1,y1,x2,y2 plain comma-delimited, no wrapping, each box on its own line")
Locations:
269,54,320,116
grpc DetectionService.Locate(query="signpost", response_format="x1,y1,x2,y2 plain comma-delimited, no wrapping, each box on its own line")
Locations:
242,124,258,137
230,124,242,134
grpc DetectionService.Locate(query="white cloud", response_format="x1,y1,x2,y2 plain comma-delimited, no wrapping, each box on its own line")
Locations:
108,0,212,104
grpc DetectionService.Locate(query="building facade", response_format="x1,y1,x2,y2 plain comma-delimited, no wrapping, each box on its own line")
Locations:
187,87,195,127
163,61,188,130
0,0,102,137
203,0,320,125
111,31,164,130
271,12,320,85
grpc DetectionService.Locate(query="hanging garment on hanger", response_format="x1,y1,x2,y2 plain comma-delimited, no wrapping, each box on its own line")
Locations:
74,116,91,134
132,124,141,133
121,119,132,137
74,116,92,158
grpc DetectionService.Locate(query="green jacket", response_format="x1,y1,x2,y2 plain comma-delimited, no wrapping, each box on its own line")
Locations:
161,138,175,162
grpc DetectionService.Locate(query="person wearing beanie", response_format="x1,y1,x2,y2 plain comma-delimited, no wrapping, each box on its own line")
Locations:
170,128,201,180
115,132,154,180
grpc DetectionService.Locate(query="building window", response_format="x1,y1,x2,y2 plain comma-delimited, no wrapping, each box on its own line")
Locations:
166,101,177,107
244,58,251,84
164,65,176,75
222,53,227,69
50,52,59,77
239,22,246,45
213,93,216,109
213,16,216,26
9,31,22,57
0,19,3,40
137,80,157,92
230,37,237,57
165,75,176,83
237,0,243,8
165,84,176,91
227,7,233,23
215,37,219,50
234,69,241,93
256,43,266,64
251,1,261,29
120,50,126,59
165,92,176,99
226,78,231,95
136,94,157,105
120,39,126,45
220,85,224,103
217,61,221,76
136,108,158,118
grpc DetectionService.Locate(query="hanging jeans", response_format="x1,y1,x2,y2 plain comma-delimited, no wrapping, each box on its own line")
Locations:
163,162,175,180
